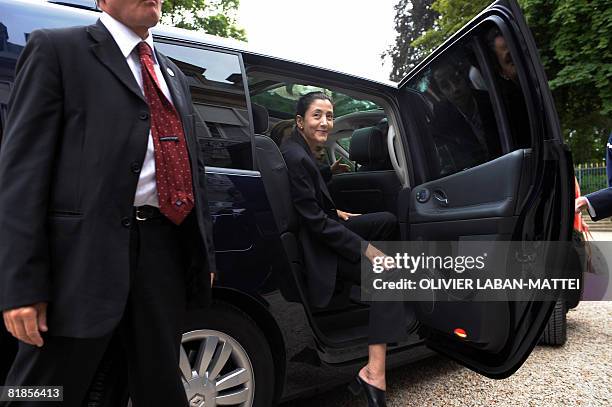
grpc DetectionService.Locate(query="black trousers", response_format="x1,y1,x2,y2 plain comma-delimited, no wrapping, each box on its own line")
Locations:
338,212,407,345
2,214,195,407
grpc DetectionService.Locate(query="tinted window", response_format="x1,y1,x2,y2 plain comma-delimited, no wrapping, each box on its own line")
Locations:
483,26,531,148
155,43,252,170
405,41,504,180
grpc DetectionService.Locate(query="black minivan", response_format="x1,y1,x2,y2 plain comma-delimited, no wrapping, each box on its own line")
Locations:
0,0,576,405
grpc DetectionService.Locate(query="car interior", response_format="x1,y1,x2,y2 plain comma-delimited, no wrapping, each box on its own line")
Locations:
245,19,545,358
247,73,416,349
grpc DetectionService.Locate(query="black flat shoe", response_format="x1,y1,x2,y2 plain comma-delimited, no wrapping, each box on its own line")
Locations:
348,375,386,407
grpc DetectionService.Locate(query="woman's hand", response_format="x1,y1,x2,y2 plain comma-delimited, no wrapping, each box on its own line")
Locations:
330,158,350,175
337,209,361,221
364,243,395,269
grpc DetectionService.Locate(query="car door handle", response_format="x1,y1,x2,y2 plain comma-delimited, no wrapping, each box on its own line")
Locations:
433,190,448,206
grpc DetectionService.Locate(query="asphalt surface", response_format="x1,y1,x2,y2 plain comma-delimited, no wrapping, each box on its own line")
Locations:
283,301,612,407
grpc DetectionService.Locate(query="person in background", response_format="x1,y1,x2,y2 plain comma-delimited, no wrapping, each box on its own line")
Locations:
430,56,501,174
0,0,215,405
486,27,531,146
577,131,612,221
576,185,612,221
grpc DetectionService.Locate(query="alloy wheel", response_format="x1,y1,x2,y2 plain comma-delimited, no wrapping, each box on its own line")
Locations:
180,329,255,407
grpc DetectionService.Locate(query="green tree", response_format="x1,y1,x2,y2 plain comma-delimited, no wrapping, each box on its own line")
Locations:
161,0,247,41
383,0,439,82
390,0,612,163
521,0,611,163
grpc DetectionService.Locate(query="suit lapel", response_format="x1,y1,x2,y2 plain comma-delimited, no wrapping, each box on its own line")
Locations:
156,51,190,120
87,20,145,104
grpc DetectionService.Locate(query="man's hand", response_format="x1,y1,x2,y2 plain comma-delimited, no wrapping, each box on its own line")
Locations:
330,158,350,175
337,209,361,221
210,273,215,287
575,196,588,213
3,302,48,347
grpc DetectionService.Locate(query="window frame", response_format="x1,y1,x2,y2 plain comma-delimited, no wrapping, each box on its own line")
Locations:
153,36,256,171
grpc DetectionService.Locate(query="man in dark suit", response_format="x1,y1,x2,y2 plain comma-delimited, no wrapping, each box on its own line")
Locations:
575,132,612,221
0,0,215,405
576,188,612,221
430,61,502,176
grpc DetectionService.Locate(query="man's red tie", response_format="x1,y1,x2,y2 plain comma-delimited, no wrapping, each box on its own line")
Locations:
137,42,194,225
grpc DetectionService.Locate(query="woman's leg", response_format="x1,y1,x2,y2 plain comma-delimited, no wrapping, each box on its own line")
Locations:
339,212,405,392
343,211,398,241
359,343,387,390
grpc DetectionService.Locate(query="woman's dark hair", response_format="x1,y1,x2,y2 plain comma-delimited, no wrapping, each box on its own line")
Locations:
295,91,333,118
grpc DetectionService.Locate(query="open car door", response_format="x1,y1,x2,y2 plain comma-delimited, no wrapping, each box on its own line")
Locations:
393,0,573,378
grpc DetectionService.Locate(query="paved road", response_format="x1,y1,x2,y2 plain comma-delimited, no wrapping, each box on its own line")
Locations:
284,302,611,406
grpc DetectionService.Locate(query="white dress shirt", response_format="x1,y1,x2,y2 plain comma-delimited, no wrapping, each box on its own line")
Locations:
100,12,175,208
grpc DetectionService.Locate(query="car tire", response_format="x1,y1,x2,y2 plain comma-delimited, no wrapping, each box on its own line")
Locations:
86,301,275,407
539,299,567,346
181,301,276,407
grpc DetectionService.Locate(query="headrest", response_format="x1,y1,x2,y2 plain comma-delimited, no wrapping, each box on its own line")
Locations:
252,103,269,134
349,126,390,169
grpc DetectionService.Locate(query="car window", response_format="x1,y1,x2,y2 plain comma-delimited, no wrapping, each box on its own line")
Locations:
155,42,253,170
248,77,390,174
404,38,505,180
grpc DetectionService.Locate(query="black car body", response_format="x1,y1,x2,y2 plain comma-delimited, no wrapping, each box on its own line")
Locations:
0,1,575,405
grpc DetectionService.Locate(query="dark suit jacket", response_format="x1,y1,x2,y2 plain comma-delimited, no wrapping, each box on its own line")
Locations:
0,21,216,337
586,187,612,221
280,130,362,308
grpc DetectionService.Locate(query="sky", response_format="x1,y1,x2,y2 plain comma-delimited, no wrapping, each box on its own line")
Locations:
237,0,399,83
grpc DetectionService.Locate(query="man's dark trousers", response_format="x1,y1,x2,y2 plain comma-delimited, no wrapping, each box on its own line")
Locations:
3,213,198,407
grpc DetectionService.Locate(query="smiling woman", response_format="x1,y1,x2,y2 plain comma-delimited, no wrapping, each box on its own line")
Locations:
295,92,334,151
279,91,409,406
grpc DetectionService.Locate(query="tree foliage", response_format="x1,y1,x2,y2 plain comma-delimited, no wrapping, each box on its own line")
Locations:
388,0,612,163
383,0,439,82
161,0,246,41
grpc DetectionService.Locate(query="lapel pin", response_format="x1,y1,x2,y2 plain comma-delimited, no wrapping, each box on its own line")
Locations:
167,68,175,77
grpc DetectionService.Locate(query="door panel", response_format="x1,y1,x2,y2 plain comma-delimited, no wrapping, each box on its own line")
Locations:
329,171,401,215
396,0,572,378
408,149,527,225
